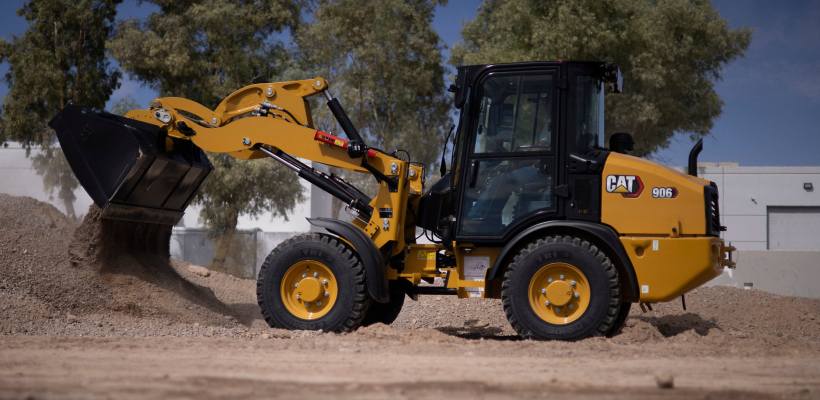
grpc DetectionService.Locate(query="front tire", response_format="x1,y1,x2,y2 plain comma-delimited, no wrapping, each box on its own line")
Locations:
257,233,371,333
502,235,620,341
360,279,408,327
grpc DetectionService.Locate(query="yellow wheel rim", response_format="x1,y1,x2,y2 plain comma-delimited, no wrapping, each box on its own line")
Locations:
280,260,338,320
528,262,591,324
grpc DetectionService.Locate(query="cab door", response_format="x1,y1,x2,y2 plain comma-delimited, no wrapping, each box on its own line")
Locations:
456,70,560,238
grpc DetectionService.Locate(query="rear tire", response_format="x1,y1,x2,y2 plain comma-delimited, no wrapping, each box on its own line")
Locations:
502,235,620,341
360,280,407,327
605,302,632,337
257,233,371,333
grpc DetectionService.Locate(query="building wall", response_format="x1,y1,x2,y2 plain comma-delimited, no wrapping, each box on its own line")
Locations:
0,143,95,216
675,165,820,250
705,250,820,299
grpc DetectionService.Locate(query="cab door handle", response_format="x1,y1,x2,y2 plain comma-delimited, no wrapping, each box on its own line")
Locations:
469,160,479,187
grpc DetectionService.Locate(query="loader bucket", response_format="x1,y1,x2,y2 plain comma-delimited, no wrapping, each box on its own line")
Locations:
49,105,213,225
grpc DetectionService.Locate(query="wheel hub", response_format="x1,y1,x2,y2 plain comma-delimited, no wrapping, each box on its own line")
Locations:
528,262,591,325
280,260,337,320
546,280,572,306
297,278,322,302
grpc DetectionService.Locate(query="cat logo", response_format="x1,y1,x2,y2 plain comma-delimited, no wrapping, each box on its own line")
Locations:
417,250,437,260
605,175,644,198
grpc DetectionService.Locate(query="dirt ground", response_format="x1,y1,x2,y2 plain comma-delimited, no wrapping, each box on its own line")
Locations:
2,194,820,399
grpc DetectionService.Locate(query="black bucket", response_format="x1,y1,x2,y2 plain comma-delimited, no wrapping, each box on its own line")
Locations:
49,105,213,225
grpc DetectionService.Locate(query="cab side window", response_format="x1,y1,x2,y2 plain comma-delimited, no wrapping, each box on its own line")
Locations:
473,74,554,155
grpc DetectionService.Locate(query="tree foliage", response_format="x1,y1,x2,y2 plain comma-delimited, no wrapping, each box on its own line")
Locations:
0,0,122,216
108,0,298,109
109,94,140,116
107,0,305,270
451,0,753,157
292,0,452,216
196,154,304,274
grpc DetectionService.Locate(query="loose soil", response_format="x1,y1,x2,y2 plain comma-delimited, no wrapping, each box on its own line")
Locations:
1,194,819,399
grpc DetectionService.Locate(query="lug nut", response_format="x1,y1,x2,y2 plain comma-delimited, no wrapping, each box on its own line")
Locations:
574,293,580,298
548,278,553,283
541,288,547,294
323,279,328,285
545,301,551,306
295,295,301,300
556,307,562,312
571,280,576,287
568,304,574,310
317,301,322,306
302,273,307,278
560,274,565,280
294,283,298,288
324,291,329,297
305,302,310,307
314,272,319,278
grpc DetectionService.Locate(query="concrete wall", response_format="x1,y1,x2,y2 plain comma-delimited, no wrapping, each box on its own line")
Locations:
705,250,820,299
171,229,304,277
675,165,820,250
0,143,94,216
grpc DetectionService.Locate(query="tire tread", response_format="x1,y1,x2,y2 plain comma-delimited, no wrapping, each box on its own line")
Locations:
501,235,621,340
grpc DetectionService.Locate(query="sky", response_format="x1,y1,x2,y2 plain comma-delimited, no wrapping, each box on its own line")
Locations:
1,0,819,167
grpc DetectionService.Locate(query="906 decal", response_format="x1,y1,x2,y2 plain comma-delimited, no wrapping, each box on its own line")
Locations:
652,187,678,198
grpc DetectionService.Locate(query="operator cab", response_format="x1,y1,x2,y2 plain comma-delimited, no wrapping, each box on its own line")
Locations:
417,61,623,245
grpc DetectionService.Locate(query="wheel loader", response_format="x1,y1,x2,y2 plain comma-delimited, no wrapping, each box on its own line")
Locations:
49,60,736,340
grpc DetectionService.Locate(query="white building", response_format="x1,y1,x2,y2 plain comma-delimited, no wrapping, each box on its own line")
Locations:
678,163,820,251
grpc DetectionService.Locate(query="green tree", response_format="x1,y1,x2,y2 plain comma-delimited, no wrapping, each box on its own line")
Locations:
108,0,305,271
109,94,140,116
196,155,304,275
0,0,122,216
293,0,452,217
108,0,298,109
451,0,753,157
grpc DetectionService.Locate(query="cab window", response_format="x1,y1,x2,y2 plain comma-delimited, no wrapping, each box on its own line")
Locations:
473,74,554,154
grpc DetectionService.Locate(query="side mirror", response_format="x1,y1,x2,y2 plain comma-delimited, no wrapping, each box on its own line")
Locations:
609,132,634,154
453,67,469,109
600,62,623,93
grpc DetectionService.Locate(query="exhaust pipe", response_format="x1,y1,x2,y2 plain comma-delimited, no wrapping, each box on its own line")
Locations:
688,138,703,177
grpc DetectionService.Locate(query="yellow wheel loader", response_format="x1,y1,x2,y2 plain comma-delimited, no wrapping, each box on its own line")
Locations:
50,61,736,340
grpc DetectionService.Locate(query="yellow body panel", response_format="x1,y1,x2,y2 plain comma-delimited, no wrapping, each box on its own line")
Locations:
601,153,710,236
623,236,725,302
451,245,502,299
392,244,445,284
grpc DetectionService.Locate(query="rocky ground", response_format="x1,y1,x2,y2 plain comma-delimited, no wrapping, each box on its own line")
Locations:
1,194,820,399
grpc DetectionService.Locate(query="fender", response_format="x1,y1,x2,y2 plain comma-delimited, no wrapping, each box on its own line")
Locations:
307,217,389,303
487,220,640,301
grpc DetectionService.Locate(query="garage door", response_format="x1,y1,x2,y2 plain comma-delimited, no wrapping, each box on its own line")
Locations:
768,207,820,250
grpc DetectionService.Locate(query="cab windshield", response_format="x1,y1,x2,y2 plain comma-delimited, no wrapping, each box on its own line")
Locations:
575,76,605,153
